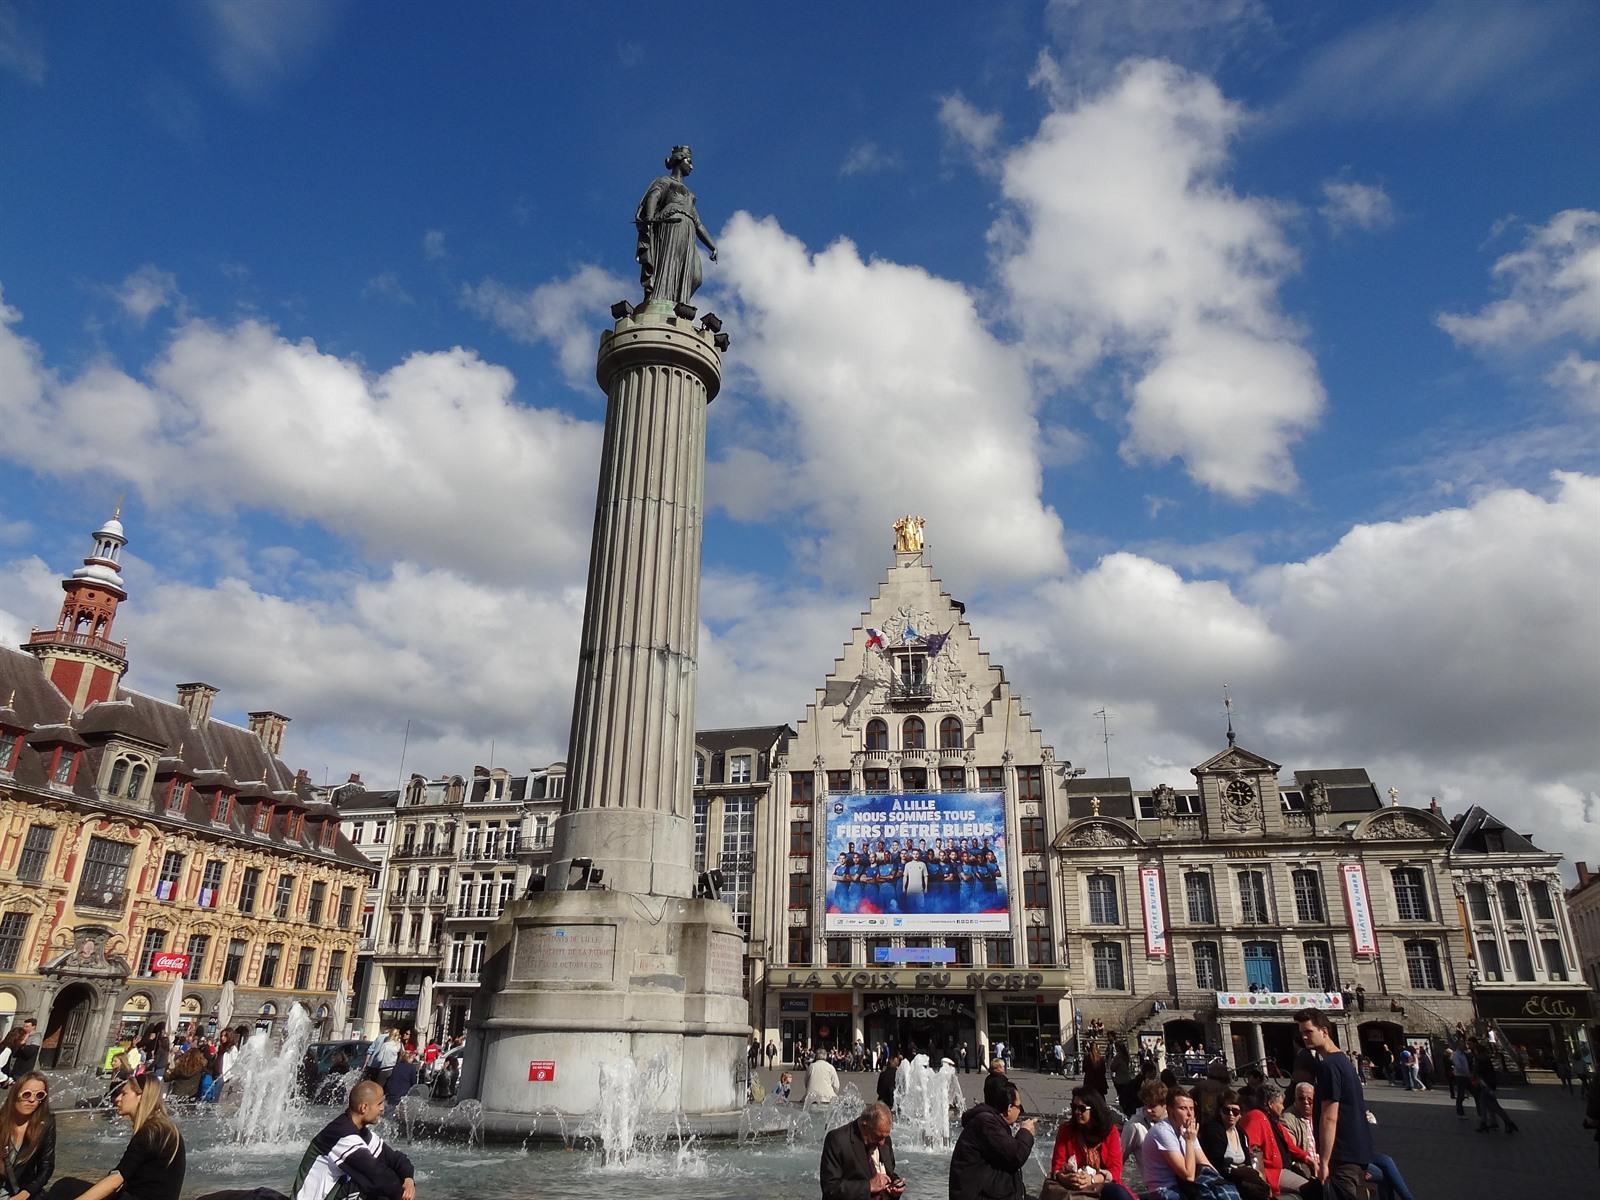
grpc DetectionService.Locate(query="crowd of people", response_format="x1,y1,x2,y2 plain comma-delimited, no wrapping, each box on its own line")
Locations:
817,1007,1464,1200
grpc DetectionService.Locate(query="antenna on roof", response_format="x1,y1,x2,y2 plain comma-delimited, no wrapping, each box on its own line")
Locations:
1222,684,1237,748
1093,705,1114,776
396,719,411,792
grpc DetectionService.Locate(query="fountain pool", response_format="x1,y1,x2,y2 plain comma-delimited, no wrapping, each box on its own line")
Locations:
50,1094,1061,1200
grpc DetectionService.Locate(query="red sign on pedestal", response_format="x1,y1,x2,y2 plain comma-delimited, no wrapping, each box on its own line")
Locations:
528,1060,556,1082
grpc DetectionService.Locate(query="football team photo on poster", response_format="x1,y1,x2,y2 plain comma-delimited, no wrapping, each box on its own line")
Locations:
824,791,1009,931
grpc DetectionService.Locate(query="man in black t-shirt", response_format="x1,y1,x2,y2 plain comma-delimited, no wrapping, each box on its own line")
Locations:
1296,1007,1372,1200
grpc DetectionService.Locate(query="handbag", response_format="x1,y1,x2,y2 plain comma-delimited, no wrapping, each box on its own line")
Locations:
1226,1166,1272,1200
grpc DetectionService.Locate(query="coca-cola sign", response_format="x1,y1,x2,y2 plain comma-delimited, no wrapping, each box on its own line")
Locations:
150,951,190,973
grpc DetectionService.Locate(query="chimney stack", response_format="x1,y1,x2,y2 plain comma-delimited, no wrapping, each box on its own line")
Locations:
247,710,290,756
1578,862,1592,887
176,682,218,726
347,772,363,786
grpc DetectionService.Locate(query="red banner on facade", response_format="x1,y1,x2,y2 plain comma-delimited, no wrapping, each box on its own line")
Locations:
150,951,190,974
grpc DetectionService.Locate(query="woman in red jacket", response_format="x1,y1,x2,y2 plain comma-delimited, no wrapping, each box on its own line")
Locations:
1237,1087,1287,1195
1046,1087,1136,1200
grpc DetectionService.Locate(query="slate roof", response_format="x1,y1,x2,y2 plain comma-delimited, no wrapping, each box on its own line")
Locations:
1449,804,1546,855
1293,768,1382,813
694,725,795,756
0,646,373,872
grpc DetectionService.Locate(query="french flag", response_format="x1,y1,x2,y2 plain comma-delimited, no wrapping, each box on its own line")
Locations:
865,627,885,651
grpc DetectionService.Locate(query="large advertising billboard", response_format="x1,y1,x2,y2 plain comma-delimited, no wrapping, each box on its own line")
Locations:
824,791,1009,932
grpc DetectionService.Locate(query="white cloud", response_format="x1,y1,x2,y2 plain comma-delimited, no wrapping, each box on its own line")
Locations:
982,473,1600,859
197,0,343,98
993,59,1324,499
0,288,600,585
422,229,448,262
1546,353,1600,410
0,0,46,83
362,272,415,306
1437,209,1600,348
460,264,628,391
937,93,1002,161
839,141,903,178
1276,1,1581,121
1319,180,1396,232
108,265,181,324
714,212,1067,584
1044,0,1270,82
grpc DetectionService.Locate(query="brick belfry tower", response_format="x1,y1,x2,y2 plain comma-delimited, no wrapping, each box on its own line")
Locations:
470,147,746,1124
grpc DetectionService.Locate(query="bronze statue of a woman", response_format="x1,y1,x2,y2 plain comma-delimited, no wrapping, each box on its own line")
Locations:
635,145,718,308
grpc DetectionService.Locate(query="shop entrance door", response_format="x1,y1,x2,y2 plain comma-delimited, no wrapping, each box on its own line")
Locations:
781,1018,807,1063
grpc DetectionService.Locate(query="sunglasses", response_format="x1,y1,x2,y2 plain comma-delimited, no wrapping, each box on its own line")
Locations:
16,1090,47,1101
1071,1104,1091,1113
1224,1106,1242,1115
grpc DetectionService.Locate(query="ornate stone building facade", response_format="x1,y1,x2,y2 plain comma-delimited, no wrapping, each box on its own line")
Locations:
1447,807,1592,1065
1057,750,1475,1070
0,512,369,1063
1569,862,1600,998
328,763,565,1037
761,524,1076,1068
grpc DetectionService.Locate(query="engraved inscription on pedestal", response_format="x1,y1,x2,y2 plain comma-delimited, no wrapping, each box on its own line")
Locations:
513,925,617,983
707,931,744,996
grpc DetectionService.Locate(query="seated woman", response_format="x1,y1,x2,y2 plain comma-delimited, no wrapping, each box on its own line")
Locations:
1198,1090,1250,1178
1,1071,56,1200
1236,1088,1289,1197
1255,1085,1314,1196
164,1046,208,1103
47,1076,184,1200
1047,1087,1135,1200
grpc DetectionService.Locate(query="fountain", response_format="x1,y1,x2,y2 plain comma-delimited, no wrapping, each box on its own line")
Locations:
892,1054,965,1150
229,1003,315,1145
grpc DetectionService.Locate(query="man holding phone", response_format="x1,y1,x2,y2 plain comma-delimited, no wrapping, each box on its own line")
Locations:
821,1101,903,1198
950,1074,1037,1200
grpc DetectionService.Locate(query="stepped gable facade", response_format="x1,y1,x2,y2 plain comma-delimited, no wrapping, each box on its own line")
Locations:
0,510,369,1063
760,520,1074,1069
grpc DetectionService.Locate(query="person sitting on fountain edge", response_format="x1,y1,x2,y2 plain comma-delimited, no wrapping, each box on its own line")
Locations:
291,1081,415,1200
820,1102,903,1199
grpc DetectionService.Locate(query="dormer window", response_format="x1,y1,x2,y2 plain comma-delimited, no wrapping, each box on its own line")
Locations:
255,803,272,832
729,754,752,784
212,792,234,823
694,755,705,786
51,749,78,786
105,754,151,803
165,779,189,811
0,730,19,772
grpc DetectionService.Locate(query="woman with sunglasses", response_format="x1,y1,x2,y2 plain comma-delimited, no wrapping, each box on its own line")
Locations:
1044,1087,1134,1200
47,1076,184,1200
0,1072,54,1200
1199,1091,1268,1200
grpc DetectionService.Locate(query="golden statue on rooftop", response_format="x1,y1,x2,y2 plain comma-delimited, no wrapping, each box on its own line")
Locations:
893,515,925,553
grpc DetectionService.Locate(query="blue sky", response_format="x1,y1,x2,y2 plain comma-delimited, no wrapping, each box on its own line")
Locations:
1,2,1596,865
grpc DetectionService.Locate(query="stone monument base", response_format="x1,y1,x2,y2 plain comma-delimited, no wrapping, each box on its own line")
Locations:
465,890,749,1117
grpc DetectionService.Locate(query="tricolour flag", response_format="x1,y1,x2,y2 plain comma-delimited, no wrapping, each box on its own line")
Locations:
865,627,885,651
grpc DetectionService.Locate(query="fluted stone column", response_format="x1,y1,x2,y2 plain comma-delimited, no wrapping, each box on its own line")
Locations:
551,305,721,899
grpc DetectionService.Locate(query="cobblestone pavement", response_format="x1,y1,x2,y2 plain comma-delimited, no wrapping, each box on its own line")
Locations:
753,1066,1599,1192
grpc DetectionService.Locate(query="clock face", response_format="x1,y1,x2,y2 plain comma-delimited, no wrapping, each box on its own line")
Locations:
1225,777,1255,810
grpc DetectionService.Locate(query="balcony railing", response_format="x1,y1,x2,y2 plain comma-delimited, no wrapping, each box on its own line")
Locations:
391,842,456,860
28,626,127,657
375,939,443,958
438,969,481,985
886,680,933,705
358,937,376,953
448,904,501,919
75,885,129,913
458,847,522,863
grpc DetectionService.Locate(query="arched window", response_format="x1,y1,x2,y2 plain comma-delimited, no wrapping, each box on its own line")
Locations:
108,757,129,796
1465,882,1491,922
938,716,963,750
126,763,148,801
1303,940,1335,990
1392,867,1431,921
865,719,888,752
1193,941,1222,990
1087,874,1120,925
901,717,925,751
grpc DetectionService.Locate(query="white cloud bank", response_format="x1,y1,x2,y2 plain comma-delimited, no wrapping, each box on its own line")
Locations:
1320,181,1396,233
992,59,1325,499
